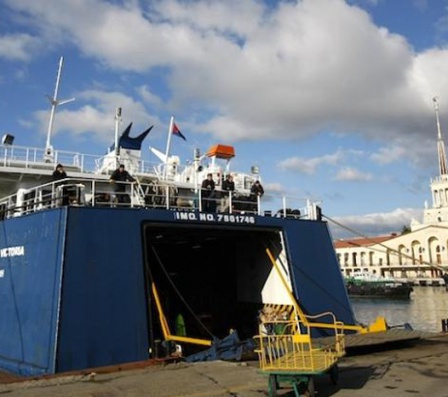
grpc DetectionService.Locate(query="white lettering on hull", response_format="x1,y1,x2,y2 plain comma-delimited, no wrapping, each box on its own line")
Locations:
0,246,25,258
173,211,256,224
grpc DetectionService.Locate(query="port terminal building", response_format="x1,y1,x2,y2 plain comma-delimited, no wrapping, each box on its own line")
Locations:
334,98,448,285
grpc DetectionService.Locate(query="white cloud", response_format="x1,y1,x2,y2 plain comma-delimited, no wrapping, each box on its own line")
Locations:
0,34,39,61
264,182,283,194
328,207,422,239
152,0,263,38
370,145,407,165
0,0,426,139
278,150,345,174
3,0,448,165
335,167,372,182
137,85,163,109
411,48,448,104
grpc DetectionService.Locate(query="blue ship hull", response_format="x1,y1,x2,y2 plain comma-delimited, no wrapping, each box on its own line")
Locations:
0,207,355,376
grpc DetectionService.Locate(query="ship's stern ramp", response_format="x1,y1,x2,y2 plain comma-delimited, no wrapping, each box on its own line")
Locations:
142,215,355,356
283,220,356,331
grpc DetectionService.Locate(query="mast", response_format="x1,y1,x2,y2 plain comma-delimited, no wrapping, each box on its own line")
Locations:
114,107,122,168
163,116,174,180
44,56,75,162
433,97,448,176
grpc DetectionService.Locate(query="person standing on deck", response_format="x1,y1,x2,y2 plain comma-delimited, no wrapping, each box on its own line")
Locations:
249,180,264,213
109,164,136,204
221,174,235,212
52,163,69,205
52,163,67,181
201,173,216,212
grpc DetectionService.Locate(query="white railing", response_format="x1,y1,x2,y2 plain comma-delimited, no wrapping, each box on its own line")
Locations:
0,177,318,221
0,145,99,172
0,144,163,176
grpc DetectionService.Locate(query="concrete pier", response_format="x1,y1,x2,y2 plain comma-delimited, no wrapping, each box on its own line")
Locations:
1,332,448,396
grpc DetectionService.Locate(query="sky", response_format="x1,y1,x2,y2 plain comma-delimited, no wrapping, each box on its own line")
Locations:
1,0,448,239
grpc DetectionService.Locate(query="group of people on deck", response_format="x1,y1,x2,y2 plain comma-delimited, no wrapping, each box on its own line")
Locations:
201,173,264,213
51,163,264,211
51,163,135,206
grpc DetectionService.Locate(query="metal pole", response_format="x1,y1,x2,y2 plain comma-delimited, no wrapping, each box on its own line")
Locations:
114,107,122,168
46,57,64,150
163,117,174,180
44,56,75,162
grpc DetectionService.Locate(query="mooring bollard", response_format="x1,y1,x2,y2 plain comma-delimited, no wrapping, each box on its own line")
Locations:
442,318,448,332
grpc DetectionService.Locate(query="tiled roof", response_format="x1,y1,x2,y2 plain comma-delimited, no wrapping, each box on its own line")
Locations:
333,235,396,249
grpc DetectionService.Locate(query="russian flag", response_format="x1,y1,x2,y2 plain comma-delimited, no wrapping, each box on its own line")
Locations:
172,122,186,141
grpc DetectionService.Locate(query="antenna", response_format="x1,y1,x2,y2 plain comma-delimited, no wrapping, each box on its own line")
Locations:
44,56,75,162
433,96,448,176
114,107,122,168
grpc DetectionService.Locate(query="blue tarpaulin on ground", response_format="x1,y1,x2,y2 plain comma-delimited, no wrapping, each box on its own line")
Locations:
185,331,256,362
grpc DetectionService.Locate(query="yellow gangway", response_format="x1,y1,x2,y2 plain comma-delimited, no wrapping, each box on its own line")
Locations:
254,249,347,397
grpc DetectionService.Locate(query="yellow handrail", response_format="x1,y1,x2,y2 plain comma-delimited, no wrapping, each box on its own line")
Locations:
265,248,377,334
151,282,171,338
265,248,309,326
151,282,213,346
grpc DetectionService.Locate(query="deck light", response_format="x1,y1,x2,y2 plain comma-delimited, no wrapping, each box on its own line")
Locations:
2,134,14,146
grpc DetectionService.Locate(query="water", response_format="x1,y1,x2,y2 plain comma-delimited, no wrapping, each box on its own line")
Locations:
350,286,448,333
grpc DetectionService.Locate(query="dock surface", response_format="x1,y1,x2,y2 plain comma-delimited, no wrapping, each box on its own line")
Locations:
1,332,448,396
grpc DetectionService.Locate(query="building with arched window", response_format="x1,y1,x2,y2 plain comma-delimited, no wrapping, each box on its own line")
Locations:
334,228,448,281
334,98,448,283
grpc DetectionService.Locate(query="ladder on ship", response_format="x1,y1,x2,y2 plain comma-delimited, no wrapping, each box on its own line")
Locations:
131,179,147,206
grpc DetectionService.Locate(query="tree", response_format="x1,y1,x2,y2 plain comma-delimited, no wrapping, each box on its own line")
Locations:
401,225,411,235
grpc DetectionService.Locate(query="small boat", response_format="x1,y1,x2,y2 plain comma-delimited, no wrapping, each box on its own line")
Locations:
345,271,413,300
